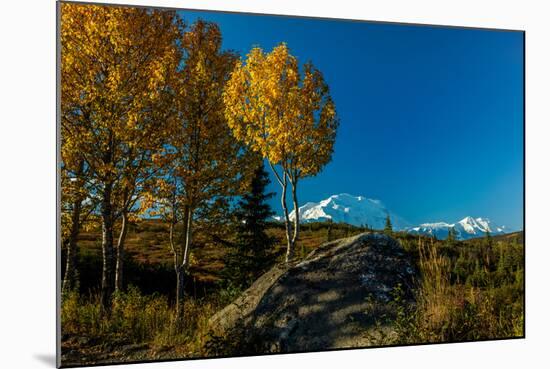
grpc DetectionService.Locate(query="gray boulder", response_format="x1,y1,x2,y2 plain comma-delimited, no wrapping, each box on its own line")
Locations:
208,233,417,354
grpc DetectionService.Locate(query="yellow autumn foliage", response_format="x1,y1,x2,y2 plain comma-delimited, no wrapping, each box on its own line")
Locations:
61,3,180,191
224,43,338,180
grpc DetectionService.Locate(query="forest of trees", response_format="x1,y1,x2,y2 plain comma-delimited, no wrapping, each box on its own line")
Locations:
59,4,523,366
60,3,338,324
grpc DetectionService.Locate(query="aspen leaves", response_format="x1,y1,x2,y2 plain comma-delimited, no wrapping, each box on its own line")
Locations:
224,43,338,262
224,43,338,179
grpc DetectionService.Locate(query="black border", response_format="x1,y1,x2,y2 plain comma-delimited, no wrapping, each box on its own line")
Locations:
56,1,526,367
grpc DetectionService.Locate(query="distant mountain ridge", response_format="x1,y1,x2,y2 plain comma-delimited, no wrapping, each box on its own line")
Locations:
288,193,410,229
273,193,508,241
406,216,507,240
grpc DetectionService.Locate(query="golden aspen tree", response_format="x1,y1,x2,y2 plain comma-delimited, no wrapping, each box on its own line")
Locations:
60,161,84,295
60,3,181,309
60,152,97,295
112,92,180,292
224,44,338,262
145,20,253,325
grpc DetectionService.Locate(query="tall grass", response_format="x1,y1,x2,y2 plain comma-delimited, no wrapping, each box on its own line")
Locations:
392,235,524,344
61,285,235,357
62,228,523,363
415,237,456,339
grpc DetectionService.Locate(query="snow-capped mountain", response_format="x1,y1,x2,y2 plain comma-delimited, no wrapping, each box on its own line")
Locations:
286,193,411,230
406,216,506,240
272,193,509,241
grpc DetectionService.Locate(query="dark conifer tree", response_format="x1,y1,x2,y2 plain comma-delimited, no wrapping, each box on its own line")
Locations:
384,214,393,236
327,218,333,242
225,163,275,287
483,230,493,269
447,227,457,244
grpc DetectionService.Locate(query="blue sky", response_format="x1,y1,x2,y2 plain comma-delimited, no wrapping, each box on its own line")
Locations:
180,10,524,230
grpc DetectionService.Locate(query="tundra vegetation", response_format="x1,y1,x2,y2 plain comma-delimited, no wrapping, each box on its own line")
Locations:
60,3,523,366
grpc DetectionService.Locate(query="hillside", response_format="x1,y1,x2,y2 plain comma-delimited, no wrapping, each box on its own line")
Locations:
66,219,367,296
466,230,524,244
70,220,522,296
62,221,523,365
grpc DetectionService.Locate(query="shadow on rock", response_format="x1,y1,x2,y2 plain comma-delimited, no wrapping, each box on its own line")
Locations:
208,233,418,355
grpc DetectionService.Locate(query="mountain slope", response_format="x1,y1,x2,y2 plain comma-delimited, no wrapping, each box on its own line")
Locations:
277,193,510,241
406,216,506,240
287,193,410,230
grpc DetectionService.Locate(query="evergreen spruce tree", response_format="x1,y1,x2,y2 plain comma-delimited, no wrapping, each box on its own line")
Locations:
484,229,493,246
383,214,393,236
225,163,275,287
483,230,493,269
447,227,457,244
327,218,333,242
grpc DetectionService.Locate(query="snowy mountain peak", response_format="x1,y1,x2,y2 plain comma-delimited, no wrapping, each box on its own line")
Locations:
460,216,476,224
458,216,495,233
287,194,410,230
273,194,509,241
407,216,506,240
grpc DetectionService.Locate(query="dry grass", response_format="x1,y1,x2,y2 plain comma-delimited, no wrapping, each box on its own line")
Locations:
416,237,455,335
391,234,524,344
76,220,363,285
63,221,523,364
77,220,229,283
61,286,237,364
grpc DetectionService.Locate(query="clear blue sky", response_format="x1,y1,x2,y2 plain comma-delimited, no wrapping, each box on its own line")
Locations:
180,10,524,230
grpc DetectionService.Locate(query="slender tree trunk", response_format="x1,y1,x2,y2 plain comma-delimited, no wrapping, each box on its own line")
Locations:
183,206,193,266
290,179,300,247
281,175,294,263
175,265,185,327
62,197,82,296
115,211,128,292
62,160,85,296
174,205,193,327
100,181,115,311
267,162,294,263
168,206,185,327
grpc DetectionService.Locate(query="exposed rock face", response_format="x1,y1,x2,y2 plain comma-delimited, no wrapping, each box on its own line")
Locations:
209,233,417,353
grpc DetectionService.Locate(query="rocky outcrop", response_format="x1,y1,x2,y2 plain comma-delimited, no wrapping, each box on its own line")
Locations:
208,233,417,353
